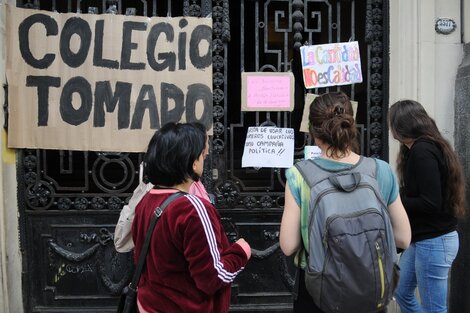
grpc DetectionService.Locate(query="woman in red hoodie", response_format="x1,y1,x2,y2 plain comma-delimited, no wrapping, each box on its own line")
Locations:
132,122,251,313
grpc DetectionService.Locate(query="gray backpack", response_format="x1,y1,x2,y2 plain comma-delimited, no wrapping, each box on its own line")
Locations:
295,157,399,313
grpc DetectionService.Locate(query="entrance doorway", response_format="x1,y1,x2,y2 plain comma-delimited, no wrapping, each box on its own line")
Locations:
14,1,389,312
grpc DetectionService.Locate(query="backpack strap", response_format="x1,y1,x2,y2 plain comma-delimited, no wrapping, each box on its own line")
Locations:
350,156,377,178
294,156,378,189
294,159,331,189
126,192,185,294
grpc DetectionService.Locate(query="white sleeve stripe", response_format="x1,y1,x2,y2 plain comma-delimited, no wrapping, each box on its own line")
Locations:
186,195,242,282
186,195,237,282
186,195,238,282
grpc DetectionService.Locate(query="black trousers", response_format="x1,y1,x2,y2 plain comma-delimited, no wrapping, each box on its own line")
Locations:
293,269,387,313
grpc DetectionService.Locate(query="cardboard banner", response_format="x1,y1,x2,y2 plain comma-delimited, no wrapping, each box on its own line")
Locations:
6,5,212,152
300,41,363,89
241,72,294,112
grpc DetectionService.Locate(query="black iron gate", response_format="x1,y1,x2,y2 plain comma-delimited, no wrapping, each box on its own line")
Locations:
14,0,389,312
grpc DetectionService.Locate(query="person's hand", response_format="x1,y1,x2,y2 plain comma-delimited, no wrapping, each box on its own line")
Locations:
236,238,252,260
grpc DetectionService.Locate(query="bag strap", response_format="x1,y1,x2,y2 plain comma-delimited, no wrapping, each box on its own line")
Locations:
294,156,378,189
139,162,144,183
128,191,185,291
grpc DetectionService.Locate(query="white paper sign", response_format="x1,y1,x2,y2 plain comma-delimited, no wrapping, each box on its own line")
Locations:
242,127,295,168
304,145,322,160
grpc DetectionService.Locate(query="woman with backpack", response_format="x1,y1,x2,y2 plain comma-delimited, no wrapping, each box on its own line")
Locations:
280,91,411,313
389,100,466,313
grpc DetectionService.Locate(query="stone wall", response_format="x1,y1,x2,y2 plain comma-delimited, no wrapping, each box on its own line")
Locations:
450,42,470,313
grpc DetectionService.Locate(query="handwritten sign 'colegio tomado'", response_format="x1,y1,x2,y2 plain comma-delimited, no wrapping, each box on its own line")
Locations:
6,5,212,152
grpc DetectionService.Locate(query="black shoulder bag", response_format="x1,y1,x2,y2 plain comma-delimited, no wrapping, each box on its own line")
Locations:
116,191,185,313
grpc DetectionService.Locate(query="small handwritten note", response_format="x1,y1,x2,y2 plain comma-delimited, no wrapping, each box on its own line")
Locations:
242,127,295,168
304,145,322,159
241,72,294,111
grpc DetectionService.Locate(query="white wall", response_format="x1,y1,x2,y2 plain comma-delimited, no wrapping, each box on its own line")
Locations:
0,0,23,312
389,0,463,165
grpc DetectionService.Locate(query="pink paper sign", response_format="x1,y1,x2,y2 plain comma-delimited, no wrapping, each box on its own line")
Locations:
241,72,294,111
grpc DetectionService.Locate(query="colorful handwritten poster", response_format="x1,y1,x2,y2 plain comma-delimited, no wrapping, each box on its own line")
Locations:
300,42,363,89
241,72,294,112
242,127,294,168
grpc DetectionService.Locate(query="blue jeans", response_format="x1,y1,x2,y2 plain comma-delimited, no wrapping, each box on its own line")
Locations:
395,231,459,313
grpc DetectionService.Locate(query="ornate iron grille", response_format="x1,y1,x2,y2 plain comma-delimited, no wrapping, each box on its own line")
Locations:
13,0,389,312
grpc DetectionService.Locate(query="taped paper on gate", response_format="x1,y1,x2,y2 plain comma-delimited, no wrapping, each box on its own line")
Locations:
241,72,295,112
300,41,363,89
242,127,294,168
